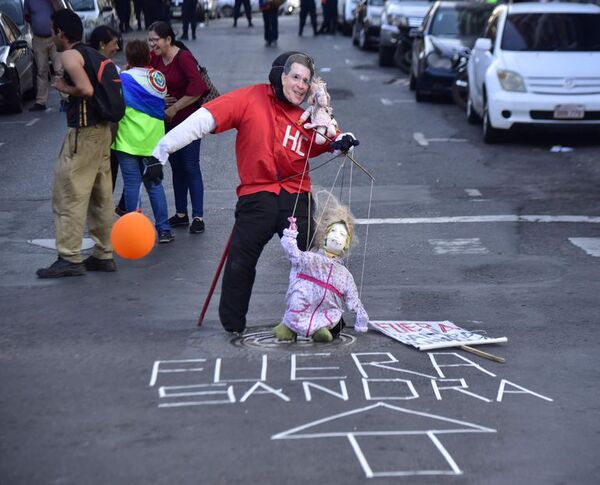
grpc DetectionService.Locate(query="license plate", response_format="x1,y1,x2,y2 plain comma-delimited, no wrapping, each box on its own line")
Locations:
553,104,585,119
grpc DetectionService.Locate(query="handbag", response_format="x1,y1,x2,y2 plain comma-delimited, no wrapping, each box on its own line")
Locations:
197,64,220,105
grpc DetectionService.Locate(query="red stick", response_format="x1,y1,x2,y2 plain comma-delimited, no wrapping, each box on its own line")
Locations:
198,231,232,327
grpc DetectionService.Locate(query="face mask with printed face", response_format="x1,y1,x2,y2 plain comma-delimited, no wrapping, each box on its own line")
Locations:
324,222,349,256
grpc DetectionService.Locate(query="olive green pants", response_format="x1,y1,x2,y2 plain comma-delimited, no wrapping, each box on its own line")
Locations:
52,124,114,263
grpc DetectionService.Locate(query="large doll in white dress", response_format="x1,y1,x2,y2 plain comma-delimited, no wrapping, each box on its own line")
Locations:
273,192,369,342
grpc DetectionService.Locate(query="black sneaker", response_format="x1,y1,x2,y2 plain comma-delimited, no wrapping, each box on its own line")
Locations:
84,255,117,272
36,257,85,278
29,103,47,112
168,214,189,227
190,218,205,234
158,230,175,244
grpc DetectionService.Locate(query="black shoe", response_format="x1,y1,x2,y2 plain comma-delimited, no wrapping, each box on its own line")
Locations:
29,103,46,112
248,21,253,27
158,230,175,244
168,214,189,227
36,257,85,278
84,255,117,272
190,217,205,234
180,35,189,40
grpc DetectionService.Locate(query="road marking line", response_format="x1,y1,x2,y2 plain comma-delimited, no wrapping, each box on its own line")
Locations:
465,189,482,197
568,237,600,257
414,132,467,146
28,238,95,250
359,75,371,81
356,215,600,225
429,238,489,255
320,67,332,72
381,98,415,106
25,118,40,126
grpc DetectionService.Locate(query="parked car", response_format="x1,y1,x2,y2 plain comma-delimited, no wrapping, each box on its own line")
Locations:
409,1,494,101
70,0,119,43
352,0,385,50
467,1,600,143
171,0,219,20
216,0,259,18
379,0,431,68
0,11,35,113
338,0,358,35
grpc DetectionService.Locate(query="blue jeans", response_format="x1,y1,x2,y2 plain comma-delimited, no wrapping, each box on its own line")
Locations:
168,139,204,218
115,151,170,232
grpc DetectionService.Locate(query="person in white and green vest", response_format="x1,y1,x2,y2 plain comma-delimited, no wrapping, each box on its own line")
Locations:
112,39,175,244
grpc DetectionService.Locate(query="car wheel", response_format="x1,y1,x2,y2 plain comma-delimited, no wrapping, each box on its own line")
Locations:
415,77,427,103
221,5,233,17
466,95,480,124
378,46,395,67
409,71,416,91
394,45,411,74
8,75,23,114
482,96,504,144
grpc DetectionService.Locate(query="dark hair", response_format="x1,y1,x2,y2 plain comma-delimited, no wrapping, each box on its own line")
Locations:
51,9,83,43
148,21,189,52
89,25,119,51
126,40,150,67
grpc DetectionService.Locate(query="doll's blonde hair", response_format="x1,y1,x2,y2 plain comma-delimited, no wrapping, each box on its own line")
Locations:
312,189,355,253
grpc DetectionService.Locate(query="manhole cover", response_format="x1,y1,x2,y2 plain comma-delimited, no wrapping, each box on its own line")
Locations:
231,327,356,350
327,88,354,100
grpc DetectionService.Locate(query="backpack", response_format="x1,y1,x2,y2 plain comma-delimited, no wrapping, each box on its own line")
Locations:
74,44,125,123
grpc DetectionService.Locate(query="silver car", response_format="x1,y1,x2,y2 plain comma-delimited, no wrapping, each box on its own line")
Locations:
70,0,119,42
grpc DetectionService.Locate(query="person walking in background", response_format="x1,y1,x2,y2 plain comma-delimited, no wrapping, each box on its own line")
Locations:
298,0,318,37
259,0,279,47
181,0,198,40
233,0,253,27
24,0,63,111
115,0,132,33
133,0,144,30
37,9,117,278
112,40,174,244
148,22,209,234
89,25,128,216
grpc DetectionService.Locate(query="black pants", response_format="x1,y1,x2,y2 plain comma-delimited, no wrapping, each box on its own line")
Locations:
233,0,252,24
115,0,131,31
219,190,313,332
299,0,317,36
262,8,278,43
182,0,198,38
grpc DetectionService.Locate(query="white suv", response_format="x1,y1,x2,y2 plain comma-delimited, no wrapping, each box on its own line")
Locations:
466,2,600,143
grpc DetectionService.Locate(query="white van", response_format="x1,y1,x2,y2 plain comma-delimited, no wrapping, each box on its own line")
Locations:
467,2,600,143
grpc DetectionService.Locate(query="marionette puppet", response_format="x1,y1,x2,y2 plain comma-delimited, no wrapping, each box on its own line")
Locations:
296,76,338,145
273,192,369,342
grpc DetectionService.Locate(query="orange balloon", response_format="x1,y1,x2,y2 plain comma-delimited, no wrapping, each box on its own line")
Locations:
110,212,156,260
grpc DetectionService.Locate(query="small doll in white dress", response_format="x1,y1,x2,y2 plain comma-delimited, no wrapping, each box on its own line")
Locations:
273,191,369,342
296,77,338,145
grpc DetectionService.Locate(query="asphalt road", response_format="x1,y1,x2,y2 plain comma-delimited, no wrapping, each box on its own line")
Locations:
1,14,600,485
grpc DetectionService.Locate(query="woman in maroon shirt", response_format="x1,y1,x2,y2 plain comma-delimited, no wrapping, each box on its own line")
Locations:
148,21,209,234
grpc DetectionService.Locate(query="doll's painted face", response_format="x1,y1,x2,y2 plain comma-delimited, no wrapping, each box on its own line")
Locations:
324,222,349,256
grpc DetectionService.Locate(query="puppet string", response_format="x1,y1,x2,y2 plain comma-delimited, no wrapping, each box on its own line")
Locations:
358,178,374,298
291,130,316,221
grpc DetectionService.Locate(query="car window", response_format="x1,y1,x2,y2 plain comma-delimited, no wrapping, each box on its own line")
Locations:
0,0,24,26
2,15,17,43
501,13,600,52
483,11,499,43
429,7,493,36
71,0,95,11
369,0,385,6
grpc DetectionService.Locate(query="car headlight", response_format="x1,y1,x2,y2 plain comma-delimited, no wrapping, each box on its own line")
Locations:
497,69,526,92
426,52,452,70
384,13,408,27
0,63,6,78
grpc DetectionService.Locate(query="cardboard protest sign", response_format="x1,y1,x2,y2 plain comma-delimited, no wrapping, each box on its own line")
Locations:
369,320,507,351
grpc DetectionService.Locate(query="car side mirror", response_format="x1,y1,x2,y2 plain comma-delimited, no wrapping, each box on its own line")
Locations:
409,28,423,39
10,39,28,52
474,38,492,51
